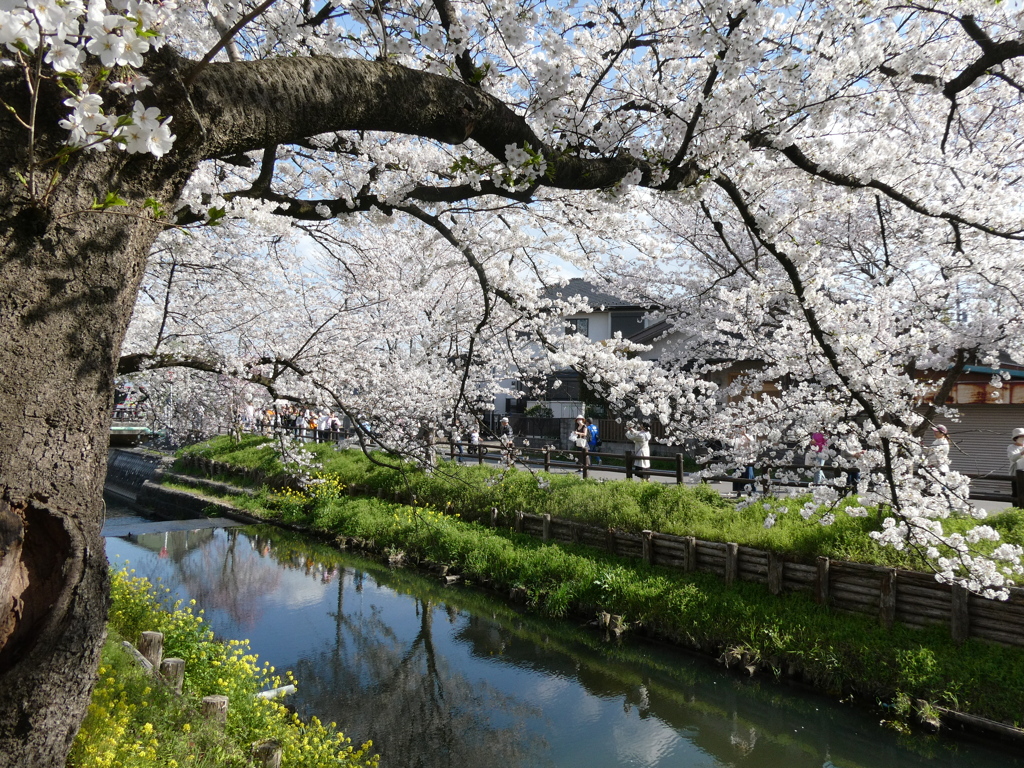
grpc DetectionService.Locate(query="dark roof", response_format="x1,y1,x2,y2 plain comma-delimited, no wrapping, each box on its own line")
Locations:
628,318,671,344
963,365,1024,379
543,278,643,310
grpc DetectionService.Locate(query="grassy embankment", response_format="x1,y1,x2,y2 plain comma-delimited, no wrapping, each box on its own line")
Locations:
164,435,1024,727
69,568,378,768
180,435,1024,569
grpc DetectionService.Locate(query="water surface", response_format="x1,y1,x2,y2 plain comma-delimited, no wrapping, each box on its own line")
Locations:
104,507,1022,768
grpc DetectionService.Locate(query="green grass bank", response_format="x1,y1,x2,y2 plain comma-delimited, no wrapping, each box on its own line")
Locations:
162,437,1024,730
179,435,1024,570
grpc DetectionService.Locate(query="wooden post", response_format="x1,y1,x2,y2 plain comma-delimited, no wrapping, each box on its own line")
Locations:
160,658,185,694
1016,470,1024,509
951,584,970,644
879,569,897,628
202,694,229,724
725,543,739,585
815,556,831,606
477,444,484,465
684,536,696,572
570,522,582,545
641,530,654,565
514,510,524,534
253,741,283,768
675,454,685,485
767,551,784,595
542,513,552,541
121,640,153,674
581,447,589,479
625,450,635,480
544,448,551,473
490,507,498,528
606,527,617,555
139,631,163,670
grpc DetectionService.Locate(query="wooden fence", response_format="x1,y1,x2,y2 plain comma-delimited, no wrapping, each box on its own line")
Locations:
503,509,1024,648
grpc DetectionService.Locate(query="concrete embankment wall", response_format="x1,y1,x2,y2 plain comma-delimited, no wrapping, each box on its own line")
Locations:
105,449,168,502
106,448,221,520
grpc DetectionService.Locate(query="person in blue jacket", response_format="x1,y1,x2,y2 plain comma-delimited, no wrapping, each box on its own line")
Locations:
586,417,602,464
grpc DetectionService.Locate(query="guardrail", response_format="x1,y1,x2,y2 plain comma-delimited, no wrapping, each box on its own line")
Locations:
215,429,1024,508
451,443,1024,508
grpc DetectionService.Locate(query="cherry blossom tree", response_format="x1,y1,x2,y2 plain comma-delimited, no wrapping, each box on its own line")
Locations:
3,0,1024,763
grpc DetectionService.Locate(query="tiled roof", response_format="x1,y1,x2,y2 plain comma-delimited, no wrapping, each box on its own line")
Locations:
542,278,642,309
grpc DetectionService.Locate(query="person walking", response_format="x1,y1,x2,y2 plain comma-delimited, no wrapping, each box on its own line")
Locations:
586,417,602,465
317,411,331,443
499,416,515,466
926,424,950,474
731,426,757,495
809,431,827,484
573,415,589,468
625,421,652,480
1009,428,1024,474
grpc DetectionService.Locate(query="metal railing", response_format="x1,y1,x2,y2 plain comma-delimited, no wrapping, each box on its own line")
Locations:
447,443,1024,507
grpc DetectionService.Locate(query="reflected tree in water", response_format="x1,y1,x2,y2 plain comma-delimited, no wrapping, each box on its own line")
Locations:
136,528,283,629
292,580,546,768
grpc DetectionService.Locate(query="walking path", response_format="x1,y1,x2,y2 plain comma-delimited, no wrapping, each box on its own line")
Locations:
456,453,1013,514
101,514,244,538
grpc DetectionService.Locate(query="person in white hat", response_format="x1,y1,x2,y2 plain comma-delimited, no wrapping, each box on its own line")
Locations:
1009,428,1024,475
926,424,950,473
498,416,515,466
572,415,589,468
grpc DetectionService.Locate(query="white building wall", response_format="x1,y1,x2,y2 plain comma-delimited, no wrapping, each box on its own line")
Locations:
568,312,612,341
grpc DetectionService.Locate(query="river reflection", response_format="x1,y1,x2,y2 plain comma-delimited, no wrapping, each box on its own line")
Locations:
106,517,1023,768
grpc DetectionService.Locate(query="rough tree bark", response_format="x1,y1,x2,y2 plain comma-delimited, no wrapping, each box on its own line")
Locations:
0,59,199,763
0,49,642,766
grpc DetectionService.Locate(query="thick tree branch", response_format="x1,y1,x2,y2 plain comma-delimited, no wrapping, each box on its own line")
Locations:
118,351,223,375
176,54,698,192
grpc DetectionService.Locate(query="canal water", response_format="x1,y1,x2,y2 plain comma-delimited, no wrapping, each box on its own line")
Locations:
103,503,1023,768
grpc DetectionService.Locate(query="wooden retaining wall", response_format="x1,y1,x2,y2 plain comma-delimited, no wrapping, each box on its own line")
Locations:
506,508,1024,649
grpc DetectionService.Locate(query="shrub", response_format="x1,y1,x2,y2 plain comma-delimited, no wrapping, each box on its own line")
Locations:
71,569,378,768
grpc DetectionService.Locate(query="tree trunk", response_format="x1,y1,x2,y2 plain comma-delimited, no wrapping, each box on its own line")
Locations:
0,123,189,765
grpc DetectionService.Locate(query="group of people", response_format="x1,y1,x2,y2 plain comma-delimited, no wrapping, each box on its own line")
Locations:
571,416,603,465
249,404,345,442
113,382,149,420
928,423,1024,477
571,415,653,478
860,423,1024,481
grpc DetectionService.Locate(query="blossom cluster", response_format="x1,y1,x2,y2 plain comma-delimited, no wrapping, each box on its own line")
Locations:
1,0,176,156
